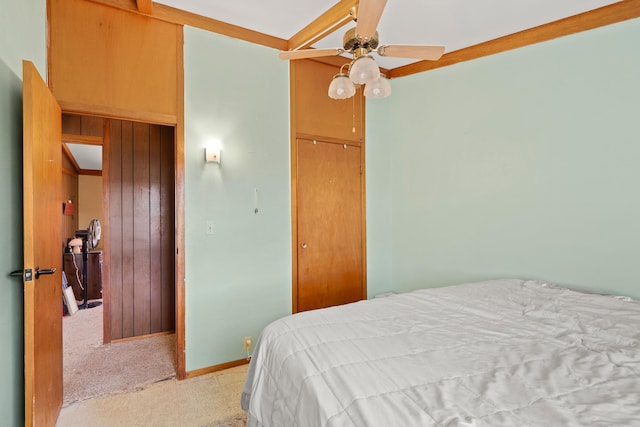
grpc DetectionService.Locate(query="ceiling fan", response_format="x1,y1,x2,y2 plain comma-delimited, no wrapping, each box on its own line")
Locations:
279,0,445,100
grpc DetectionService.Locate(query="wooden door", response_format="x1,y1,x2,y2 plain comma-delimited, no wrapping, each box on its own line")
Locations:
296,138,364,312
22,60,63,427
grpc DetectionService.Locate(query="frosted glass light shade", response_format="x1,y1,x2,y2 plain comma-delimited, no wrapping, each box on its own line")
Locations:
364,75,392,98
349,56,380,85
328,74,356,99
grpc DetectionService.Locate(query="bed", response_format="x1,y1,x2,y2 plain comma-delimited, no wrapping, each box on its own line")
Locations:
241,279,640,426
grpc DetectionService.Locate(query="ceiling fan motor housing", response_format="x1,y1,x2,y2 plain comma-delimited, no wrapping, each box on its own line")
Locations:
343,27,379,54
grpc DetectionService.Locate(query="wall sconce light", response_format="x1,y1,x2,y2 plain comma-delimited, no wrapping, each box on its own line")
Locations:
205,139,221,164
63,199,75,216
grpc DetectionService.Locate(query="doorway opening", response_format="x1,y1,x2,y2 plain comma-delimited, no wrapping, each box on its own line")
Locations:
60,113,177,404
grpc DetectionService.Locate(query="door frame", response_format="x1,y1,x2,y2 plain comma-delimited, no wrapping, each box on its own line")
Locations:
56,101,186,380
52,25,185,379
289,59,368,314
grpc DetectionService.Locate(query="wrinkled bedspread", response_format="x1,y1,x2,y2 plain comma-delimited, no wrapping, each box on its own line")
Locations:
241,279,640,426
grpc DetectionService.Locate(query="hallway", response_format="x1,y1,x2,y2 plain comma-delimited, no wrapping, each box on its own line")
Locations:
63,305,175,404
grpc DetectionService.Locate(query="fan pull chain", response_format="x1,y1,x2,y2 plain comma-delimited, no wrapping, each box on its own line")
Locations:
352,95,356,133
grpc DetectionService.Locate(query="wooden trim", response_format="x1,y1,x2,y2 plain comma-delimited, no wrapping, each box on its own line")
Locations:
390,0,640,78
62,142,81,172
135,0,152,15
62,146,79,175
360,104,367,301
288,0,357,50
78,169,102,176
111,330,174,344
62,134,103,145
46,0,52,91
175,25,187,381
185,358,250,379
156,3,287,50
102,119,112,344
86,0,288,50
59,100,177,126
61,167,77,177
289,62,298,314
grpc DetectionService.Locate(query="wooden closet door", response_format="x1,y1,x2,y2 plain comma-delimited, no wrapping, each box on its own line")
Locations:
296,138,364,312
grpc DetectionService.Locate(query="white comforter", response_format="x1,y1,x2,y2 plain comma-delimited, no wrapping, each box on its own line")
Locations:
241,279,640,426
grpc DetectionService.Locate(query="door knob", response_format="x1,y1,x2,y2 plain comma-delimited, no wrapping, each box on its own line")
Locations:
35,266,56,279
8,269,33,281
8,270,23,278
301,243,308,249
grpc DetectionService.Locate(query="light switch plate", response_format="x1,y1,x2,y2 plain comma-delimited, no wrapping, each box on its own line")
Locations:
206,221,215,235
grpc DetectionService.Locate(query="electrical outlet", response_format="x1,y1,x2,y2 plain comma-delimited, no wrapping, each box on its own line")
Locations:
243,336,252,351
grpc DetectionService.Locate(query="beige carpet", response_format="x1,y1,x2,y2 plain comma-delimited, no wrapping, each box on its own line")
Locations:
57,364,250,426
60,304,250,426
206,413,248,427
63,304,176,405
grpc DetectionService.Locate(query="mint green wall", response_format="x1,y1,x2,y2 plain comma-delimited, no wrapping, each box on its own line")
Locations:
183,27,291,370
367,18,640,299
0,1,47,425
365,98,394,298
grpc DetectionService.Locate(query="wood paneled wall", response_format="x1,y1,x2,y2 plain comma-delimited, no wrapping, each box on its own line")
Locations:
292,59,365,142
48,0,179,120
108,119,175,339
62,114,105,138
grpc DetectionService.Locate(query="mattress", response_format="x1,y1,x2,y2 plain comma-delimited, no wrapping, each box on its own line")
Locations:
241,279,640,426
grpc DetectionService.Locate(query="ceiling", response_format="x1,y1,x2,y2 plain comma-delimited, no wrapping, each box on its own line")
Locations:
157,0,621,69
66,143,102,171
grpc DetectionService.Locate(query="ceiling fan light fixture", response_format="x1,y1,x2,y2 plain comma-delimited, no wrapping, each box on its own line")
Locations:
364,74,392,98
328,73,356,99
349,55,380,85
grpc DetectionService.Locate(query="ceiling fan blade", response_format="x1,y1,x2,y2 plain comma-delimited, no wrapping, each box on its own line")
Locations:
356,0,387,40
377,45,445,61
279,48,345,60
